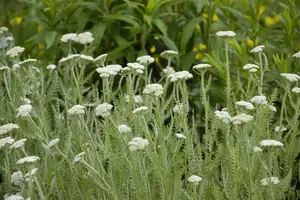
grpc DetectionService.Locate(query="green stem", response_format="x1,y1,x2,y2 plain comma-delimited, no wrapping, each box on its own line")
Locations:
225,42,231,106
71,66,82,103
259,53,264,95
139,152,152,200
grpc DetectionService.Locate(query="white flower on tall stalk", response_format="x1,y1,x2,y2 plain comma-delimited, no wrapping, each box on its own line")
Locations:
94,53,108,66
12,64,20,70
250,45,265,53
132,106,148,114
11,171,24,186
163,66,176,75
59,54,80,63
73,152,85,164
136,55,154,65
269,105,277,112
0,66,9,71
0,26,9,34
6,36,14,41
143,83,164,97
260,139,284,147
175,133,186,139
95,103,113,117
0,123,19,135
48,139,60,148
4,194,24,200
19,59,37,65
250,95,268,105
24,168,38,182
230,113,253,125
6,46,25,58
173,103,189,115
292,51,300,58
16,156,40,164
216,31,236,40
126,62,145,74
253,147,263,152
67,105,85,116
160,50,178,60
128,137,149,151
78,54,94,62
118,124,132,134
96,64,122,78
60,33,77,43
46,64,56,70
0,137,15,149
214,110,231,124
243,64,259,73
187,175,203,185
193,63,212,74
168,71,193,82
235,101,255,110
280,73,300,82
74,32,94,44
10,138,27,149
261,177,280,186
274,126,287,133
124,95,143,104
292,87,300,94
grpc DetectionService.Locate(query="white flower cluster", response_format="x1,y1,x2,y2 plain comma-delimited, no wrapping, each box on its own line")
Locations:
260,139,284,147
6,46,25,58
128,137,149,151
280,73,300,82
216,31,236,40
261,177,280,186
136,55,154,65
175,133,186,139
124,95,143,104
193,63,212,73
25,168,38,182
250,95,268,105
143,83,164,97
73,152,85,164
235,101,254,110
67,105,85,116
173,103,189,115
292,87,300,94
118,124,132,134
0,123,19,135
214,110,231,124
94,54,108,66
253,146,262,152
59,54,94,64
60,32,94,45
0,26,9,34
0,66,9,71
160,50,178,60
250,45,265,53
96,64,122,78
187,175,203,185
60,33,77,43
168,71,193,82
16,156,40,164
11,171,24,186
4,194,25,200
292,51,300,58
243,64,259,73
19,59,37,65
95,103,113,117
46,64,56,70
132,106,148,114
10,138,27,149
16,104,33,118
163,66,176,75
123,62,145,74
275,126,287,133
0,137,15,149
230,113,253,125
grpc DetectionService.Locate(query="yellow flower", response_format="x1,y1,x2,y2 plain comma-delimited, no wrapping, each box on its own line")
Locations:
264,16,280,26
192,45,198,52
212,14,219,22
38,25,43,32
150,45,156,53
247,39,254,48
274,16,280,23
195,25,201,32
195,53,203,60
198,43,206,51
9,17,23,25
38,44,45,49
155,57,159,63
259,5,265,16
202,12,208,18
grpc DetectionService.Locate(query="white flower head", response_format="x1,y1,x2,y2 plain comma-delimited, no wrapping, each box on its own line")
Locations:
6,36,14,41
280,73,300,82
95,103,113,117
187,175,203,185
16,156,40,164
243,64,259,72
261,177,280,186
230,113,253,125
124,95,143,104
118,124,132,134
46,64,56,70
163,66,176,75
60,33,77,43
12,64,20,70
126,62,145,74
96,64,122,78
235,101,255,110
59,54,80,64
260,139,284,148
6,46,25,58
214,110,231,124
274,126,287,133
128,137,149,151
48,139,60,148
253,146,263,152
19,59,37,65
175,133,186,139
168,71,193,82
94,54,108,66
143,83,164,97
0,123,19,135
216,31,236,40
10,138,27,149
133,106,148,114
11,171,24,186
73,152,85,164
74,32,94,45
24,168,38,182
67,105,85,116
250,45,265,53
292,87,300,94
0,66,9,71
4,194,24,200
193,63,212,73
160,50,178,60
173,103,189,115
0,26,9,34
292,51,300,58
78,54,94,62
137,55,155,65
0,137,15,149
250,96,268,105
269,105,277,112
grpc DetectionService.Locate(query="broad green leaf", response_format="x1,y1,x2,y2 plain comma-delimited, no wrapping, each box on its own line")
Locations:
153,18,168,36
45,31,57,49
180,16,202,53
180,52,196,71
192,0,209,13
146,0,158,14
155,34,178,52
92,23,106,46
104,14,141,27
